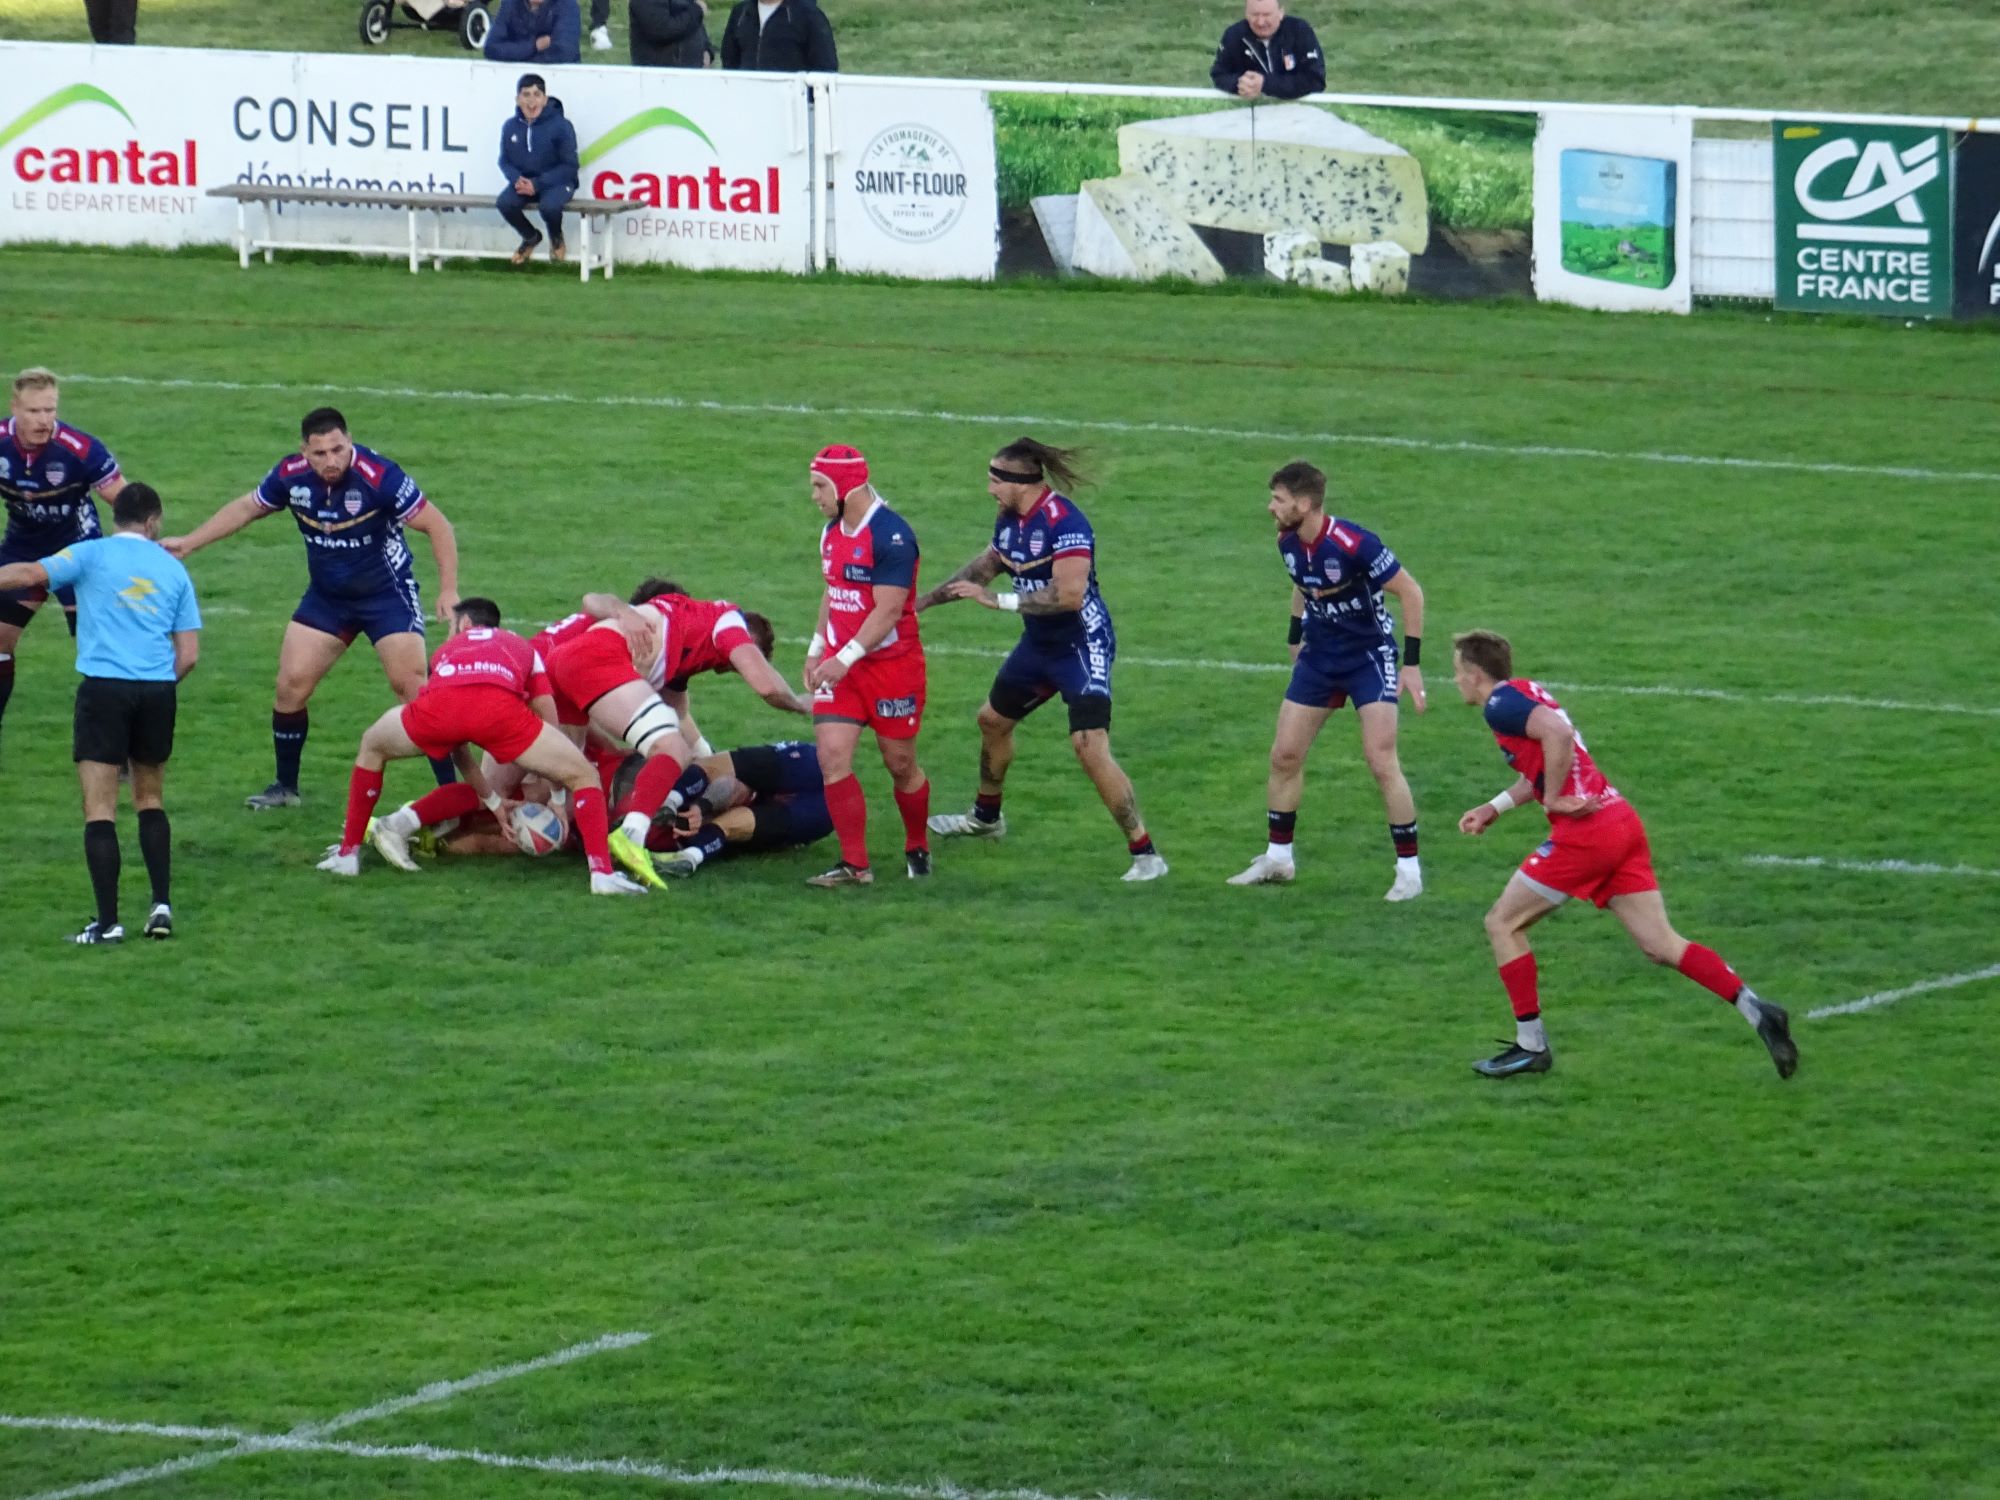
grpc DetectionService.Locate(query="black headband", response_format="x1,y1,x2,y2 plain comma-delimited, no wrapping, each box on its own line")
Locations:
989,464,1041,484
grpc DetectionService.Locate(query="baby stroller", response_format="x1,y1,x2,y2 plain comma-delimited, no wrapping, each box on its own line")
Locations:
359,0,492,49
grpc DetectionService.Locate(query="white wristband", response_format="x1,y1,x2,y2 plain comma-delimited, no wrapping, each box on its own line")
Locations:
835,639,866,668
805,637,826,663
481,790,506,814
1487,789,1518,814
996,592,1020,613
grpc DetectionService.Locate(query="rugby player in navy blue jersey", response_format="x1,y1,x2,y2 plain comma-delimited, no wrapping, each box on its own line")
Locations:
916,437,1165,882
0,369,129,746
1227,461,1426,901
165,407,461,808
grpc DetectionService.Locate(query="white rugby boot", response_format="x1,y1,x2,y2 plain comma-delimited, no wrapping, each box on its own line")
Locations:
1226,852,1296,886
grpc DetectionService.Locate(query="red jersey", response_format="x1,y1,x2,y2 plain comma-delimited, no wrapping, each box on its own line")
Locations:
1482,678,1621,814
534,595,754,692
422,627,550,703
818,496,920,660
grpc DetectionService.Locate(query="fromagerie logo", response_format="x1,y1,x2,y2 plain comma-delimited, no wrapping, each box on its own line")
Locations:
853,124,967,244
1,83,197,186
1774,121,1951,317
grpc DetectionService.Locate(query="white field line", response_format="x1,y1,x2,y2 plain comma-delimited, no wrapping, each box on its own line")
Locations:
849,640,2000,719
59,372,2000,487
1807,963,2000,1020
1746,854,2000,880
0,1413,1156,1500
9,1331,650,1500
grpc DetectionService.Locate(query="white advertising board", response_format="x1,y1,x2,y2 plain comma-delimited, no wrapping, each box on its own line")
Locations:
1533,106,1695,313
823,78,998,280
0,43,813,270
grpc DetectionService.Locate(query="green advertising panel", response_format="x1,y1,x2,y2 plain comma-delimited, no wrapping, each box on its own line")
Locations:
1773,120,1952,317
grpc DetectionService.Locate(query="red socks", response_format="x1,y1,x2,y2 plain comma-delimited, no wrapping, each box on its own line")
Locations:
339,766,384,855
1498,953,1540,1019
892,779,930,853
573,785,612,875
1677,942,1743,1003
412,781,482,825
825,773,869,869
616,753,684,825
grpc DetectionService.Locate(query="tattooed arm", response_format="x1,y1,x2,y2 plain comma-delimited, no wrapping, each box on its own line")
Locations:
915,546,1004,612
950,554,1089,615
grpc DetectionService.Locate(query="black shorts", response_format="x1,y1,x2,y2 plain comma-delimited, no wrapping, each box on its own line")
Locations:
73,676,177,766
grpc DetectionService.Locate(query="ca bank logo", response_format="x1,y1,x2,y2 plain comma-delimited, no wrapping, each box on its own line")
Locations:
1790,129,1940,245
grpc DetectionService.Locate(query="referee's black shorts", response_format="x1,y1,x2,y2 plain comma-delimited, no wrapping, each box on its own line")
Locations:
73,676,178,766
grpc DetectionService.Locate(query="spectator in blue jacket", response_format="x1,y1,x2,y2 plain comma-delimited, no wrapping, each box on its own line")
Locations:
484,0,581,64
495,76,580,264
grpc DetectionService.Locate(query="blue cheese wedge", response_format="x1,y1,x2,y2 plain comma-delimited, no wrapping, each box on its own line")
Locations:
1350,240,1411,294
1071,174,1226,283
1118,105,1429,255
1294,256,1352,293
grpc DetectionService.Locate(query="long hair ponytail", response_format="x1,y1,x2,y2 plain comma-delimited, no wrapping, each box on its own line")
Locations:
994,436,1088,492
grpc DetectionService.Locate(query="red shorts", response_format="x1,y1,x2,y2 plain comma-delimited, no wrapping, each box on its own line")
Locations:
813,647,926,740
1518,799,1658,908
401,685,547,766
547,627,641,726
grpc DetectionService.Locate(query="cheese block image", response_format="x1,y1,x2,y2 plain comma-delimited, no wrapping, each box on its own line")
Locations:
1349,239,1411,294
1117,105,1429,255
1263,229,1321,281
1071,174,1226,284
1293,257,1352,293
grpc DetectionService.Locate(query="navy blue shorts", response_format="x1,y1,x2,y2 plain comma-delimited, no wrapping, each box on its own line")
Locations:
732,740,824,799
292,577,425,645
747,792,832,851
1285,641,1400,712
989,611,1116,733
0,535,76,618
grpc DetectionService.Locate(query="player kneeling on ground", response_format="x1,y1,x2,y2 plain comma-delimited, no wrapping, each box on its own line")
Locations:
316,597,648,895
1452,629,1796,1079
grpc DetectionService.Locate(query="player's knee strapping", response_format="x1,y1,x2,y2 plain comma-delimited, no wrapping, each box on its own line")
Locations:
622,697,681,758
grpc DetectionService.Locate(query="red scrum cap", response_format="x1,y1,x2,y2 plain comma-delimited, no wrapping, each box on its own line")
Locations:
811,444,871,500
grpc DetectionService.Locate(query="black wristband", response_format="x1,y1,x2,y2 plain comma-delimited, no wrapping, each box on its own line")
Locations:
1403,635,1422,667
1287,617,1304,646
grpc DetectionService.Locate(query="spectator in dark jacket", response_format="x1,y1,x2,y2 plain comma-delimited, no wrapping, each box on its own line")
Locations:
630,0,711,66
1211,0,1324,100
719,0,836,72
484,0,582,64
496,76,581,264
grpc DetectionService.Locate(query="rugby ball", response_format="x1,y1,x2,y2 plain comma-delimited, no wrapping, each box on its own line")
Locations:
512,800,566,857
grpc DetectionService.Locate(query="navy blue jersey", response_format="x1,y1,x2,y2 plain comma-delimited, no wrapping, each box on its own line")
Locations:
0,419,117,554
1279,513,1401,657
254,444,427,600
992,489,1106,648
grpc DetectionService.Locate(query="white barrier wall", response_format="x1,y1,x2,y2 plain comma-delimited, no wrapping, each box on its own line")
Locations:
0,43,815,270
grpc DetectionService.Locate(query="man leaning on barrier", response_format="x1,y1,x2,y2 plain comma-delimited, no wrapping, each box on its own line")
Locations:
496,74,581,266
1211,0,1324,101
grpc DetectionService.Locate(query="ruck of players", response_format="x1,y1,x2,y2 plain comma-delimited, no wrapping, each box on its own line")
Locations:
2,370,1796,1082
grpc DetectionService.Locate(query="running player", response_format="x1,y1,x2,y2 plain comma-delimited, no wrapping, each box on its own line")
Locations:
1451,628,1797,1079
315,597,646,895
164,407,461,809
533,578,809,888
0,368,128,744
803,444,932,886
916,437,1165,881
1228,461,1426,900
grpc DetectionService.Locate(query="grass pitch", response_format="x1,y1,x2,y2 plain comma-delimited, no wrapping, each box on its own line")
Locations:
1,249,1998,1500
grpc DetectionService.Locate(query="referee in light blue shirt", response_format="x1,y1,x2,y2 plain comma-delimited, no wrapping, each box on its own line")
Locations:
0,482,201,944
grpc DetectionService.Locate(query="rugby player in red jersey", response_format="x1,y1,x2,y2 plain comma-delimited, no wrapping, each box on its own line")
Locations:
802,444,932,886
531,578,810,889
314,597,648,895
1452,629,1797,1080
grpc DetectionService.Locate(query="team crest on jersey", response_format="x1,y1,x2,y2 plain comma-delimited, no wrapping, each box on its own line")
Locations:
1321,562,1343,585
343,490,364,516
1028,532,1045,558
44,463,66,486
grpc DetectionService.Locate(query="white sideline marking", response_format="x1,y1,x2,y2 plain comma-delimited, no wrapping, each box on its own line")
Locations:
834,641,2000,719
1746,854,2000,880
1807,963,2000,1020
0,1414,1152,1500
59,372,2000,486
9,1331,650,1500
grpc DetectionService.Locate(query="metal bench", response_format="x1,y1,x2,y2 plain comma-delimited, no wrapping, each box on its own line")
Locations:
206,184,642,282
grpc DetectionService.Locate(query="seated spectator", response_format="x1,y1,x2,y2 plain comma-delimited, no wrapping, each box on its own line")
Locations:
719,0,836,72
496,75,579,266
1211,0,1324,100
630,0,712,67
484,0,581,65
